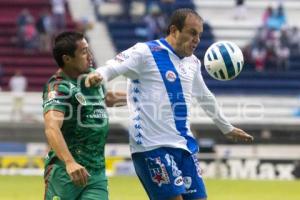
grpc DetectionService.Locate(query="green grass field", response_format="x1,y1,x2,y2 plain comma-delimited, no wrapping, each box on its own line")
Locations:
0,175,300,200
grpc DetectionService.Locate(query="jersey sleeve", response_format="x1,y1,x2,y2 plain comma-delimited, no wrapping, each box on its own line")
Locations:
42,81,72,114
96,43,146,81
192,60,234,134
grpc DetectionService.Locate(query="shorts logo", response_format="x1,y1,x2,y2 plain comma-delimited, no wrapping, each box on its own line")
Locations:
165,70,177,82
192,154,202,177
146,157,170,187
183,176,192,189
75,92,87,105
174,176,184,186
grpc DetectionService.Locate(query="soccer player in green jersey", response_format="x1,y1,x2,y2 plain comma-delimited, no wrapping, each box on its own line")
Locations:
42,31,126,200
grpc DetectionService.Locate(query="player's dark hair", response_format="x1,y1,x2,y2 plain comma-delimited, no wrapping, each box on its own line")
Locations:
52,31,84,68
166,8,203,35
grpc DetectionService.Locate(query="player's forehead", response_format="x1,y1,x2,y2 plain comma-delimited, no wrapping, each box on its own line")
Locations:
75,39,89,52
183,14,203,32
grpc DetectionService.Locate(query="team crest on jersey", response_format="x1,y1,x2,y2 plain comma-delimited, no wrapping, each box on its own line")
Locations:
146,157,170,187
165,70,177,82
48,91,57,100
75,92,87,105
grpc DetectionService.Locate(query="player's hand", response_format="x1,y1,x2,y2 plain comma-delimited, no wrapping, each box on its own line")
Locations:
66,161,90,186
85,72,103,88
225,127,254,142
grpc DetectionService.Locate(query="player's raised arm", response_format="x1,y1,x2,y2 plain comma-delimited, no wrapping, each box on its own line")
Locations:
85,43,146,88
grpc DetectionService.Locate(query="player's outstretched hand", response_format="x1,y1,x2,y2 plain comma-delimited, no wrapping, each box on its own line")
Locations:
225,127,254,142
66,161,91,187
85,72,103,88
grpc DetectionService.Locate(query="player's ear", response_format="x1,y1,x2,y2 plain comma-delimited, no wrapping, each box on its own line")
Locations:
62,55,71,64
169,25,178,36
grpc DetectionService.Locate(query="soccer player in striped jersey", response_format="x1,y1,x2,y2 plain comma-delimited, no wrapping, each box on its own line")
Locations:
86,8,254,200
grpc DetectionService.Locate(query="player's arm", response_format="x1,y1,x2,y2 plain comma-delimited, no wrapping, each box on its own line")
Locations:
192,64,253,142
44,110,90,186
105,91,127,107
86,43,144,87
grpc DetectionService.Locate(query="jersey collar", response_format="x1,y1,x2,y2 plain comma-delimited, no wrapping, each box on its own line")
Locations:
159,38,185,59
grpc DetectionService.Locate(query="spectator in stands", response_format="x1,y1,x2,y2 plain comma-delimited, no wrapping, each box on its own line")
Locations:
36,10,53,52
75,17,94,42
90,0,103,20
173,0,195,10
160,0,176,17
143,3,167,40
0,63,3,91
265,44,278,70
120,0,133,21
262,6,273,26
9,69,27,122
251,40,267,72
275,29,290,70
145,0,160,14
288,26,300,55
234,0,247,20
23,17,39,51
16,9,34,48
266,4,287,31
51,0,67,33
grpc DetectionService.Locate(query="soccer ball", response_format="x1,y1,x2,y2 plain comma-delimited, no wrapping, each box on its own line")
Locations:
204,41,244,81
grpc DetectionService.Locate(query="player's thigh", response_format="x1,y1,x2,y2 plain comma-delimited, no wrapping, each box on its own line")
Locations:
132,148,185,200
181,153,207,200
44,164,81,200
79,176,108,200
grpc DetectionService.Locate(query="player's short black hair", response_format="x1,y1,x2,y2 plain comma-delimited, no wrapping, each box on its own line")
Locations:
166,8,203,35
52,31,85,68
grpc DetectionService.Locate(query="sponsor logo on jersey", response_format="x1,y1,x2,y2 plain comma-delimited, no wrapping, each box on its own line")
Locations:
165,70,177,82
87,109,107,119
146,157,170,187
75,92,87,105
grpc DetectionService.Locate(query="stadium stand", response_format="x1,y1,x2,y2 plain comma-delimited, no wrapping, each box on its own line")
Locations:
0,0,75,91
1,0,300,180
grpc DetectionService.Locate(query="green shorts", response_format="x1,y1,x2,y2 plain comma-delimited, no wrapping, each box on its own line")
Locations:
44,161,108,200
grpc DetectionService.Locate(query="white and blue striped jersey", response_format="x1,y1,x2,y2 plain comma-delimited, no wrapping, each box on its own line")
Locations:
97,38,233,154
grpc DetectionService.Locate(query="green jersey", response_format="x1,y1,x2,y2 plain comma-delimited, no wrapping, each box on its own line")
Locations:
42,68,109,173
